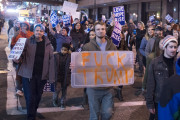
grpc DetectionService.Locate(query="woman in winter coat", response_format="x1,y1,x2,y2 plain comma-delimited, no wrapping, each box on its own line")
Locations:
70,22,85,51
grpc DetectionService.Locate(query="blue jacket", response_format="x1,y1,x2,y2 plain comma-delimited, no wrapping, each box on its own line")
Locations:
139,37,148,57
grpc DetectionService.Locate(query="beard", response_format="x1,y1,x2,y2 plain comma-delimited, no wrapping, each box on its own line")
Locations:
96,35,105,39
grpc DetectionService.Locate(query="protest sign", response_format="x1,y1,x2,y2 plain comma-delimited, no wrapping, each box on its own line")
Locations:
61,1,78,15
62,15,71,26
111,22,122,46
43,82,55,92
71,51,134,88
113,6,125,25
149,15,155,22
8,38,26,60
165,14,174,23
50,10,58,28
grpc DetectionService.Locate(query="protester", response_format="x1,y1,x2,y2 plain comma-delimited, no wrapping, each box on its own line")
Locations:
8,20,20,48
83,29,95,45
49,22,72,52
70,22,85,51
145,26,163,56
53,43,71,109
158,57,180,120
11,21,34,97
14,24,55,120
135,21,146,77
146,35,178,120
81,22,117,120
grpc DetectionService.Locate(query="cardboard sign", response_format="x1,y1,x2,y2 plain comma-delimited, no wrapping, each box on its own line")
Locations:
61,1,78,15
50,10,59,28
62,15,71,26
113,6,125,25
165,14,174,23
43,82,55,92
111,22,122,46
71,51,134,88
8,38,26,60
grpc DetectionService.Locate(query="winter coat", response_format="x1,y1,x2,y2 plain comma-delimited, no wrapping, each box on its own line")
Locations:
158,58,180,120
18,35,55,83
70,31,85,51
54,53,71,87
135,29,146,50
146,54,176,109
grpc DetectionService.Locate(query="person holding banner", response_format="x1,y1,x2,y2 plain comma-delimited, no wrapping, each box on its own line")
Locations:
81,22,117,120
14,24,55,120
11,21,34,97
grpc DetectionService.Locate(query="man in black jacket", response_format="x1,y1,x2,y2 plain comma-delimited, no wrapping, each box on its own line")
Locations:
146,35,178,120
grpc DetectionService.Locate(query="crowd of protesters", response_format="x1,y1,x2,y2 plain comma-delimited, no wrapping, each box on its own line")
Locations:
5,13,180,120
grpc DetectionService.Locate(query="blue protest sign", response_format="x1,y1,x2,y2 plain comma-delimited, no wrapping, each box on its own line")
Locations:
149,15,155,22
50,10,59,28
113,6,125,25
165,14,174,23
43,81,55,92
62,15,71,26
111,22,122,46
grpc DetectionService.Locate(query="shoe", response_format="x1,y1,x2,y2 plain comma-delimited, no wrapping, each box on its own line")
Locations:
53,100,58,107
60,103,65,110
15,90,24,97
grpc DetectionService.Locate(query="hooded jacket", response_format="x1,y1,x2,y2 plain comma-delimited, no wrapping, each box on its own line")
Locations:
158,58,180,120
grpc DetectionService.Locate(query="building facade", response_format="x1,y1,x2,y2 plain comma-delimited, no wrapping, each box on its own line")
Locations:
77,0,180,24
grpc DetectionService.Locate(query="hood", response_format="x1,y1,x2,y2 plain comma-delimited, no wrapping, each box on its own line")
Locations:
176,57,180,75
20,21,30,31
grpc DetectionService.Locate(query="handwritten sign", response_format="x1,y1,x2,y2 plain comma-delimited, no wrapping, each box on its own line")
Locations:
165,14,174,23
113,6,125,25
111,22,122,46
62,15,71,26
50,10,59,28
71,51,134,88
61,1,78,15
8,38,26,60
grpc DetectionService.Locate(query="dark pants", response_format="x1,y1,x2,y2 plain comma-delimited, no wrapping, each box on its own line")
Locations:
22,75,46,120
149,103,158,120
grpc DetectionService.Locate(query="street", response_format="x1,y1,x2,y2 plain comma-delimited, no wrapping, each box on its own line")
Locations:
0,22,149,120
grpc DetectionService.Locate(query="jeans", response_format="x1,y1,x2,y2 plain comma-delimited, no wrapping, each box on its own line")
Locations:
22,75,46,120
86,88,114,120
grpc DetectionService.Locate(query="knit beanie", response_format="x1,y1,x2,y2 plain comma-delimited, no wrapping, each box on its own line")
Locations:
62,27,69,33
162,35,178,49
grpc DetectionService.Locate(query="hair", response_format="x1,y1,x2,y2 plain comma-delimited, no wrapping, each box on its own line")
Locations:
62,43,70,50
145,26,154,41
34,24,45,32
71,22,84,34
138,21,145,30
151,38,162,57
94,21,106,30
85,29,95,43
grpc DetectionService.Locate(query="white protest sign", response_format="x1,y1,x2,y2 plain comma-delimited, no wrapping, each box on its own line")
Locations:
8,38,27,60
165,14,174,23
71,51,134,88
61,1,78,15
